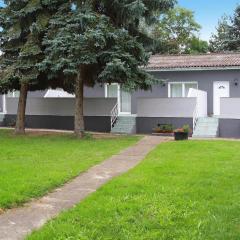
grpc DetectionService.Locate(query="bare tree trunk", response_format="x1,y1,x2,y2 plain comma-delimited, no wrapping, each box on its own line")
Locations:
15,83,28,135
74,71,85,138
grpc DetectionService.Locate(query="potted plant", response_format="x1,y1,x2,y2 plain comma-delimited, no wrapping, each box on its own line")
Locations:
174,124,191,140
153,124,174,136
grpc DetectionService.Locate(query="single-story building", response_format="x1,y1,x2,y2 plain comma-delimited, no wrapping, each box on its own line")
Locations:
1,53,240,138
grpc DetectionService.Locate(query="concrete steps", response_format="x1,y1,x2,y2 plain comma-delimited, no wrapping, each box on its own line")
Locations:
0,114,5,126
192,117,219,138
111,116,136,134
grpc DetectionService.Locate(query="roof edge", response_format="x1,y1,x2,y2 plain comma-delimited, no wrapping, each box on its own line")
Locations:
145,66,240,72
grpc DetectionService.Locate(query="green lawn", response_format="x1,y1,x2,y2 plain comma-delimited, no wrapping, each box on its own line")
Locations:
28,140,240,240
0,130,140,209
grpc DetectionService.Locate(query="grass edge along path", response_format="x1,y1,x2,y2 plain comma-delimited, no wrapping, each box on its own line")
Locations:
27,140,240,240
0,135,166,240
0,129,140,210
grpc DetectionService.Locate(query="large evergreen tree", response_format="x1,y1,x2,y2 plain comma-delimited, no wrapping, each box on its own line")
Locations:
41,0,176,138
0,0,64,134
210,6,240,52
209,16,231,52
227,6,240,51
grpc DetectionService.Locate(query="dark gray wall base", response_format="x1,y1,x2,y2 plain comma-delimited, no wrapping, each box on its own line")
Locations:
136,117,193,134
219,119,240,138
4,115,111,133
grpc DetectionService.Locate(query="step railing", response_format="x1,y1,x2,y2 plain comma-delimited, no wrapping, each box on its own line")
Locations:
110,102,118,129
193,104,199,132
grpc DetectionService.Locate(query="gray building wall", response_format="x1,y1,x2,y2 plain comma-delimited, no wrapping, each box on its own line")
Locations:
24,85,105,99
4,115,111,132
137,98,196,118
6,97,117,116
4,97,116,133
4,69,240,136
219,119,240,138
132,70,240,115
75,69,240,116
219,98,240,138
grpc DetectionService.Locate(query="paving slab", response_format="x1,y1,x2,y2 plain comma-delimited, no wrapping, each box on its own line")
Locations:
0,136,168,240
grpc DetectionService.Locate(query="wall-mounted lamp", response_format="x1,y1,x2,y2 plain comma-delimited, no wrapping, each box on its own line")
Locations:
234,78,239,86
161,80,167,87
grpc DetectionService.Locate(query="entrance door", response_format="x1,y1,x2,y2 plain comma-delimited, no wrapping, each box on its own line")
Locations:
120,87,131,114
105,84,131,114
213,81,230,116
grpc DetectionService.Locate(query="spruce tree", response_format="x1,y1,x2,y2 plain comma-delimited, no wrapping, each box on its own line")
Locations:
210,6,240,52
209,16,231,52
227,6,240,51
41,0,175,138
0,0,64,134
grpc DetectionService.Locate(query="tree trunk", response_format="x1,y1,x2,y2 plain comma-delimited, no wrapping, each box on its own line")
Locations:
74,71,85,138
15,83,28,135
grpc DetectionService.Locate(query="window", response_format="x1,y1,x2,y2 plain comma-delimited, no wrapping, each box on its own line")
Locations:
170,83,182,97
105,84,118,98
168,82,198,98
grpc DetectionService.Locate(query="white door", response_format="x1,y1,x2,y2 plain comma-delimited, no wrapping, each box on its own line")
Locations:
120,87,131,114
213,81,230,116
105,84,131,114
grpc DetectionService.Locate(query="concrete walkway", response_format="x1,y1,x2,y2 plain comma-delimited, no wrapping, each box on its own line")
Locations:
0,136,167,240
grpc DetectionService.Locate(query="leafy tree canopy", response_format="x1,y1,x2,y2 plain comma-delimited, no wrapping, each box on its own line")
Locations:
185,37,209,54
152,7,203,54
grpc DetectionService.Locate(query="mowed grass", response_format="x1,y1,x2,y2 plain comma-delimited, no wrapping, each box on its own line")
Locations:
0,130,140,209
28,140,240,240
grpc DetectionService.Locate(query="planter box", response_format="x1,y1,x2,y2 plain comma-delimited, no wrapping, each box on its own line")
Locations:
174,132,189,141
152,132,174,137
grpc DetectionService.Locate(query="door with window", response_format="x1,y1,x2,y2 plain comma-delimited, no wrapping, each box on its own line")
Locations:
168,82,198,98
105,84,131,114
213,81,230,116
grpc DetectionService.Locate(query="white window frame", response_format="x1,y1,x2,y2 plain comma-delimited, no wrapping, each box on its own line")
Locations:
105,83,121,113
104,83,119,98
104,83,131,115
0,95,7,113
168,82,198,98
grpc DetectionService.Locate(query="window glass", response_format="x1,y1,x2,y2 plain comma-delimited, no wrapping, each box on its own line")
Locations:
120,88,131,112
170,83,183,97
107,85,118,98
185,83,198,97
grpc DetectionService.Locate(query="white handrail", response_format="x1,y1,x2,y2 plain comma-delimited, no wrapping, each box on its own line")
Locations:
111,102,118,129
193,104,199,131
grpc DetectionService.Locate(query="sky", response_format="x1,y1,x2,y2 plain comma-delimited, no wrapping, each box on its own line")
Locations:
178,0,240,41
0,0,239,41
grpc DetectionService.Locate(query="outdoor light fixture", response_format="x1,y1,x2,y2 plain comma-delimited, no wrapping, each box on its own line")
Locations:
234,78,239,86
161,80,167,87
